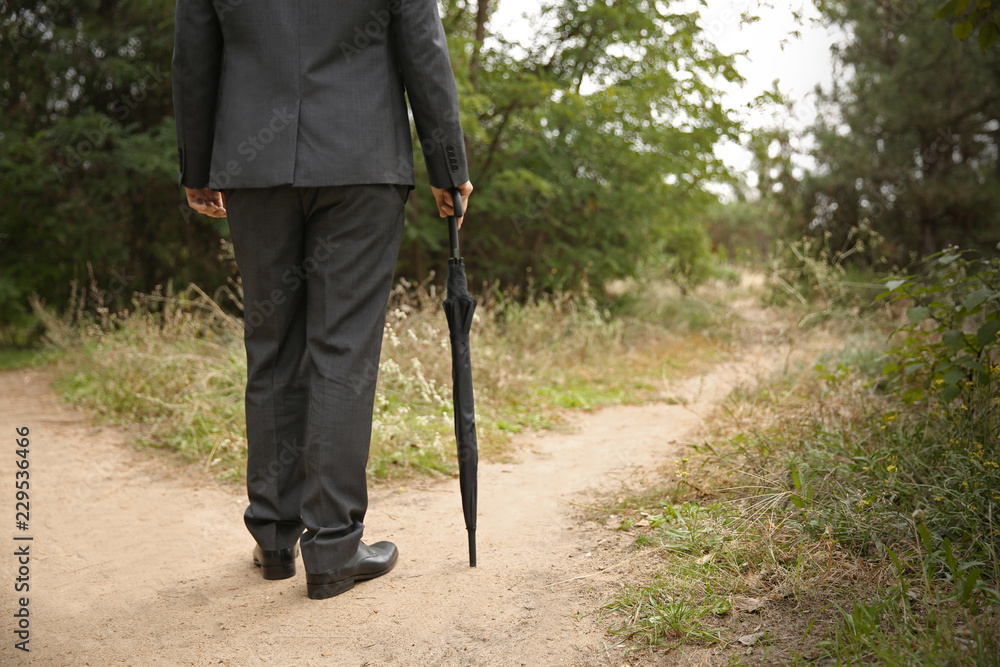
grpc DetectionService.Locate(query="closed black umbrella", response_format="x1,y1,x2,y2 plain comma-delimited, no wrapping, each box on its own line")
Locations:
442,189,478,568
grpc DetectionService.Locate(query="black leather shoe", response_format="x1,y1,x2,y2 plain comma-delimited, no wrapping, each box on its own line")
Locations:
253,543,299,580
306,541,398,600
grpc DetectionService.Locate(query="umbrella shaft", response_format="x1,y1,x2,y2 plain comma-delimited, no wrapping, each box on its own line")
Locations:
449,215,460,259
449,188,463,260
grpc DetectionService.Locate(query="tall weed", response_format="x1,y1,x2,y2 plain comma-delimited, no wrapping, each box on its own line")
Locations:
38,275,731,482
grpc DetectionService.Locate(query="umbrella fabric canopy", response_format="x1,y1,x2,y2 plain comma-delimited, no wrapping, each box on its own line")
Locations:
442,189,478,567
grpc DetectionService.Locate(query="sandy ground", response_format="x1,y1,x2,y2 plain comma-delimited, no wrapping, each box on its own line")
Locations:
0,343,786,667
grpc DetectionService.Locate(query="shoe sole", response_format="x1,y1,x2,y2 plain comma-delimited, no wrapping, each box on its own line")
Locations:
254,558,296,581
306,559,397,600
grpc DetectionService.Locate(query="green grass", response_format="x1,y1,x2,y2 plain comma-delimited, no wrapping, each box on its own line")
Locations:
53,303,251,480
0,346,64,370
32,277,740,483
601,316,1000,664
605,584,727,650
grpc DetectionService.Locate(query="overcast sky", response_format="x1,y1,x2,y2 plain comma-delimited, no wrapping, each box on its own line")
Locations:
489,0,843,183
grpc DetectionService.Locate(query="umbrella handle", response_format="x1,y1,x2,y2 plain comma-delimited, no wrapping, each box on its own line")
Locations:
448,188,463,260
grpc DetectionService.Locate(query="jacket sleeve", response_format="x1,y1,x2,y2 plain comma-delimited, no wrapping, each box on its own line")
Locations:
390,0,469,189
172,0,223,189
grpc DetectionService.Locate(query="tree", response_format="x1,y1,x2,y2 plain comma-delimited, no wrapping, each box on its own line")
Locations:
805,0,1000,265
403,0,742,293
0,0,230,332
936,0,1000,51
1,0,742,337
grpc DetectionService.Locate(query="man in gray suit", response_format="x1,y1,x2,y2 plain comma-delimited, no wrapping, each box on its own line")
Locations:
172,0,474,600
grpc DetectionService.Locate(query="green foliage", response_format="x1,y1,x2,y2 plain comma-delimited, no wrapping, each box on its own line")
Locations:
822,584,1000,665
413,0,742,294
603,300,1000,661
936,0,1000,51
881,249,1000,404
45,276,734,482
728,344,999,589
764,224,886,308
606,278,735,336
700,198,783,267
53,285,250,479
731,366,1000,662
2,0,743,335
659,220,717,294
0,0,231,327
805,0,1000,265
605,585,725,650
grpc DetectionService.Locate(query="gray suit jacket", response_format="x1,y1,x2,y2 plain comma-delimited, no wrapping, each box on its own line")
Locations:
172,0,469,191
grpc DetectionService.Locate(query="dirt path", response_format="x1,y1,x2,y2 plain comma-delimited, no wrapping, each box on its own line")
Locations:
0,342,791,666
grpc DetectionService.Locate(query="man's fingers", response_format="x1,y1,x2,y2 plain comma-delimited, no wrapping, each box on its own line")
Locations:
189,199,227,218
437,192,453,217
193,206,226,218
457,182,472,225
186,187,228,218
430,182,472,221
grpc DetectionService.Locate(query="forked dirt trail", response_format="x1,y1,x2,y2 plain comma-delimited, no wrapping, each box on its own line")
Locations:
0,338,799,666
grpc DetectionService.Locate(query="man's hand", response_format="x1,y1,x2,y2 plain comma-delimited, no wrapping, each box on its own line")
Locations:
185,187,227,218
430,181,473,229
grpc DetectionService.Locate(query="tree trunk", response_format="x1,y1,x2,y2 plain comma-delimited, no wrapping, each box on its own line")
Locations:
921,216,936,257
469,0,489,90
